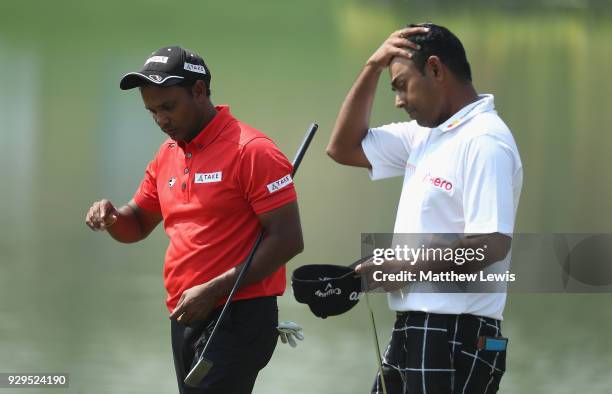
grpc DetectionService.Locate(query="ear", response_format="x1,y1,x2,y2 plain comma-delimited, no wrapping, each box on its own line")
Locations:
192,80,208,101
426,56,444,81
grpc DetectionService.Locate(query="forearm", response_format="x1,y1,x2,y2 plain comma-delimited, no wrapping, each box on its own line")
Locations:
168,202,303,322
361,234,511,292
106,204,147,243
209,231,303,298
408,233,511,275
327,64,382,162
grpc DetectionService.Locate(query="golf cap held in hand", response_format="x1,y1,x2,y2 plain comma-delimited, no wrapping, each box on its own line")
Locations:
120,46,211,90
291,264,362,319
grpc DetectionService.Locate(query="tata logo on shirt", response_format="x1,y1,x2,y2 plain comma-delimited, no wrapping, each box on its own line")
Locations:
194,172,222,183
267,174,293,193
422,172,453,192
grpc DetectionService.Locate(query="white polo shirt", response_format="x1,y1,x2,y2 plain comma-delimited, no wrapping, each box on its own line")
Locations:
362,94,523,320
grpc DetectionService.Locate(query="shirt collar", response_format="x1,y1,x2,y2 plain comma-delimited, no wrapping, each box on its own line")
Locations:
436,94,495,133
177,105,236,150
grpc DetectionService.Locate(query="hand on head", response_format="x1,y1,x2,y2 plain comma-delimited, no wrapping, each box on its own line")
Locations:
366,26,430,71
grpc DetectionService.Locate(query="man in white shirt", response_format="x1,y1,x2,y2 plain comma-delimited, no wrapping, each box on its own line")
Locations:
327,23,522,394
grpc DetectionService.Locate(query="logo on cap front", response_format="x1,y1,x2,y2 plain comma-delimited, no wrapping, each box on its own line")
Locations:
314,283,342,298
149,74,163,82
145,55,169,65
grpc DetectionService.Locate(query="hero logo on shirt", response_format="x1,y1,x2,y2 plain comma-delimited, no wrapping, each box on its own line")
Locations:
195,172,222,183
267,174,293,193
422,172,453,192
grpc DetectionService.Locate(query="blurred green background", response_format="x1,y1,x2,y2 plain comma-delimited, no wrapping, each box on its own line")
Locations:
1,0,612,393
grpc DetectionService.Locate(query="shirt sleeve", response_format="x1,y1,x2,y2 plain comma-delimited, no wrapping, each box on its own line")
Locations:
133,157,162,213
238,137,297,215
463,135,517,234
361,122,413,180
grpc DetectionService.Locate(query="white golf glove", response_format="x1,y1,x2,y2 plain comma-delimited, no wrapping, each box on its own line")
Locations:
277,321,304,348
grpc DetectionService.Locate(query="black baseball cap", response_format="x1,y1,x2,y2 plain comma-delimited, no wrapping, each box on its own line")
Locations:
291,264,363,319
120,46,211,90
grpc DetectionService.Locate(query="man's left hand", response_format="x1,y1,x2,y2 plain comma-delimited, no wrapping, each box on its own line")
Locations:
169,282,222,324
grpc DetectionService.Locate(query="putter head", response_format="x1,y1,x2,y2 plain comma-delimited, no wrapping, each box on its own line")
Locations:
184,357,213,387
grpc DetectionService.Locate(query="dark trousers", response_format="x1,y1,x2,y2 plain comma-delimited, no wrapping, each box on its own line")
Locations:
372,312,506,394
171,297,279,394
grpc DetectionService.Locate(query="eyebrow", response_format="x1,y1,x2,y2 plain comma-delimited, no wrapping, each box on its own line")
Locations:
145,100,176,112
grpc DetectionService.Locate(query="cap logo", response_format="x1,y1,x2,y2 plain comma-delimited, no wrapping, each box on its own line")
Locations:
149,74,163,82
145,56,169,65
314,285,342,298
349,291,362,301
184,62,207,75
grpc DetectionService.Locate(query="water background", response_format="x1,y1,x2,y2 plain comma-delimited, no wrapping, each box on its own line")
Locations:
1,1,611,392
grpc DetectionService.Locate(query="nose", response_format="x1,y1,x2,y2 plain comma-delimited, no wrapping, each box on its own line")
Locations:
154,113,171,129
394,94,405,108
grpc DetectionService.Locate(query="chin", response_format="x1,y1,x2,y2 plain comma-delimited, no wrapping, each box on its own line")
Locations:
416,118,438,128
407,113,431,128
166,131,185,141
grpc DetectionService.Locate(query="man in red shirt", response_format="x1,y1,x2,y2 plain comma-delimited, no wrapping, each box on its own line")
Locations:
85,46,304,394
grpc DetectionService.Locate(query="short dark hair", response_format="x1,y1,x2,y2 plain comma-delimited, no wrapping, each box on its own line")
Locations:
407,23,472,82
177,79,211,97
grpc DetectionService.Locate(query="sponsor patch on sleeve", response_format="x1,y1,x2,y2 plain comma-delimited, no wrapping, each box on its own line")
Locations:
267,174,293,193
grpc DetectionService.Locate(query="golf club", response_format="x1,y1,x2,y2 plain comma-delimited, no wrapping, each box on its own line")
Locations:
365,292,388,394
184,122,318,387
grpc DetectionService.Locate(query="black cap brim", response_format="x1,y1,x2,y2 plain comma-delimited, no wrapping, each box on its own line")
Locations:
119,71,185,90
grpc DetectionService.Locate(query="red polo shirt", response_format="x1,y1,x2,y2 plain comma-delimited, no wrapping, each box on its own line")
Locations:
133,105,297,311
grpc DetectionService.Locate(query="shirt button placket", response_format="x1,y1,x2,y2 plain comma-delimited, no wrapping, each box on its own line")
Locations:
183,151,192,203
181,180,188,203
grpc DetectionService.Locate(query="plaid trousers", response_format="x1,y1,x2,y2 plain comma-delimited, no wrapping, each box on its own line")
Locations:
371,312,506,394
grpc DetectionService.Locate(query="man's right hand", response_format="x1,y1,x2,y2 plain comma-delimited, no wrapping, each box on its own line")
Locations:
366,26,429,71
85,199,119,231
